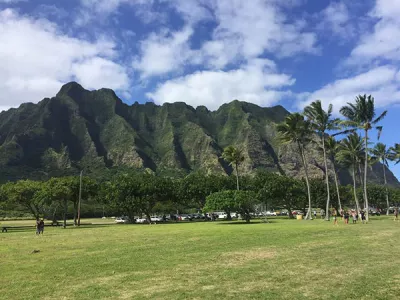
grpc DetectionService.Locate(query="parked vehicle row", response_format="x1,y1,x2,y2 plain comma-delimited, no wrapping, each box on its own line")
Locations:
115,210,288,224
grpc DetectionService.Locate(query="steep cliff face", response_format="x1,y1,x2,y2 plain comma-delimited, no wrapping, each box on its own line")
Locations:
0,82,398,186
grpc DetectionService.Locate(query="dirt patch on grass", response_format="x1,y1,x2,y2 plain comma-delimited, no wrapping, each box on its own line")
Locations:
221,248,276,266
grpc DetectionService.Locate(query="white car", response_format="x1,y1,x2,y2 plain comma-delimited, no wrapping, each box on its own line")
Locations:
115,217,130,224
151,216,163,222
265,211,277,216
135,218,147,224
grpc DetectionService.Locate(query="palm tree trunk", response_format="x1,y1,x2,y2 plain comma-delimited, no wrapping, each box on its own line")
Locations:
352,167,361,220
300,144,312,220
332,163,342,213
383,163,389,215
357,164,363,188
63,198,67,229
322,137,331,221
235,162,240,191
364,129,369,222
73,202,77,226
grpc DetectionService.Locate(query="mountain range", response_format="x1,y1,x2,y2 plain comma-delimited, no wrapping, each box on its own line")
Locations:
0,82,398,186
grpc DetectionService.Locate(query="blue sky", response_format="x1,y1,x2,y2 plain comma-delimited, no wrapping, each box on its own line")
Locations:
0,0,399,178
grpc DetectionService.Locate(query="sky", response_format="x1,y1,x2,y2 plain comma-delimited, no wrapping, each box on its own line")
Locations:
0,0,399,178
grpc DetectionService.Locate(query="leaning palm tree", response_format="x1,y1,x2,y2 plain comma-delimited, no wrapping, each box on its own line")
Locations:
339,95,387,222
277,113,313,220
390,143,400,164
337,133,365,218
222,146,245,191
304,100,339,221
371,143,391,215
325,136,342,213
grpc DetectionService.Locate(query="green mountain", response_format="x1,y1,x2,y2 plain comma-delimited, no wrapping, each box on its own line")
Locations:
0,82,398,186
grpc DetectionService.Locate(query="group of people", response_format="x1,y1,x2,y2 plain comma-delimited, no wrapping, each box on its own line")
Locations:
332,209,366,226
35,218,44,235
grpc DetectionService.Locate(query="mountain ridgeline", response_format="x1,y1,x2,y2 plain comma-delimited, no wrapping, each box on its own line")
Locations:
0,82,398,185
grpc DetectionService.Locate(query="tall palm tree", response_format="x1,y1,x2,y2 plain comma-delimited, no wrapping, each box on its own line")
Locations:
390,143,400,164
222,146,245,191
339,95,387,222
325,136,342,213
304,100,339,221
277,113,313,220
371,143,392,215
337,133,365,218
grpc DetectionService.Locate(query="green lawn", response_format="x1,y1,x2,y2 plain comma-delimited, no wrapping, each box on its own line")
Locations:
1,217,400,300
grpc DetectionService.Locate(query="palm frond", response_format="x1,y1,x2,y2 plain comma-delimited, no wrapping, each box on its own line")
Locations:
372,110,387,124
376,126,383,140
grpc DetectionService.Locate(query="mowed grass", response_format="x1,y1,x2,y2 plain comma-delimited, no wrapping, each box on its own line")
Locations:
1,217,400,300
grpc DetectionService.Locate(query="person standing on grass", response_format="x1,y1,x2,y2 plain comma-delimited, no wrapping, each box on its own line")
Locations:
313,210,317,218
394,208,399,221
361,210,366,224
352,211,357,224
333,209,338,226
35,218,41,235
39,219,44,234
344,210,349,224
340,209,344,221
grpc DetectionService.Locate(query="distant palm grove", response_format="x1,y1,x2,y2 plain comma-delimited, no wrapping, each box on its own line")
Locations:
1,91,400,224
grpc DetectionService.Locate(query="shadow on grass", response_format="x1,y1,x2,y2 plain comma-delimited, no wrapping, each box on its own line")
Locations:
217,221,267,225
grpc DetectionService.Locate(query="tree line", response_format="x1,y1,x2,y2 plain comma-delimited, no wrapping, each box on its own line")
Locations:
0,94,399,224
1,170,399,224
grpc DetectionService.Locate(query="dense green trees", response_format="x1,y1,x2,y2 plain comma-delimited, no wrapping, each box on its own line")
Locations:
258,173,305,219
102,172,173,223
0,169,398,222
0,180,44,219
204,190,257,223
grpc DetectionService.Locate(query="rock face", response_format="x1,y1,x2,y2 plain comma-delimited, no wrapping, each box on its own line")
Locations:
0,82,398,186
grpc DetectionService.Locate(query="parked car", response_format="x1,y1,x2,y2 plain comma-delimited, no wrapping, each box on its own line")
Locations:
370,210,381,216
192,213,205,219
151,216,163,222
218,213,227,219
135,218,147,224
179,214,192,221
265,211,277,216
115,217,130,224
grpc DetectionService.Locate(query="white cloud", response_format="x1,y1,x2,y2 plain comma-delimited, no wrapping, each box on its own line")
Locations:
163,0,213,23
71,57,130,92
347,0,400,64
316,2,354,38
133,27,196,78
76,0,155,26
0,0,26,3
147,59,295,110
135,0,318,77
207,0,318,60
298,66,400,112
0,9,130,110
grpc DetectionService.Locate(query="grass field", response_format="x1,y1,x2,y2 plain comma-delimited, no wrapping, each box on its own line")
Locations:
1,217,400,300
